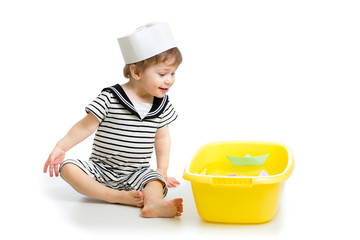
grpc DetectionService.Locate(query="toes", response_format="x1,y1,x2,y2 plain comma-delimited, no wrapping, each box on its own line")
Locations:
135,191,144,207
175,198,183,208
138,191,144,201
174,198,183,215
134,191,143,199
128,190,144,207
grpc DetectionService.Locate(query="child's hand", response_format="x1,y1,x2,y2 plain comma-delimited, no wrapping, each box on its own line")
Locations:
156,168,180,188
165,177,180,188
43,146,66,177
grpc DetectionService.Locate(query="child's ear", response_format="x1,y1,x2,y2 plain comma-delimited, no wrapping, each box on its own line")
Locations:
129,65,141,80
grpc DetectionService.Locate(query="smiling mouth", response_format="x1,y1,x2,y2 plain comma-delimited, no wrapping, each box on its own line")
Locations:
159,87,169,92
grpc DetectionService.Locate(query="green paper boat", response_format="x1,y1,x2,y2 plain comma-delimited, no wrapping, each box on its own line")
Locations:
227,153,269,166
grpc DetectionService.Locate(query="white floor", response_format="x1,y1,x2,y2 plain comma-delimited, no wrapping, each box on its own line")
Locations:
34,172,294,239
2,155,359,239
38,176,291,238
1,1,360,239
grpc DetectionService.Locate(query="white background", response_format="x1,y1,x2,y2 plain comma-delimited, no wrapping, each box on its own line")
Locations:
1,0,359,239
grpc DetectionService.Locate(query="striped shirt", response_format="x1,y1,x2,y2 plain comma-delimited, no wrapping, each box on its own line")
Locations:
85,84,177,180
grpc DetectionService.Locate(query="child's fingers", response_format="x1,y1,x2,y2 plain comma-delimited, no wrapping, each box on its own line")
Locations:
54,164,59,177
169,177,180,184
49,164,54,177
166,177,180,187
43,162,48,173
44,153,55,174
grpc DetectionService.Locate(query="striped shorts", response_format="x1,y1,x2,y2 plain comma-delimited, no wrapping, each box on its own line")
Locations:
59,159,168,197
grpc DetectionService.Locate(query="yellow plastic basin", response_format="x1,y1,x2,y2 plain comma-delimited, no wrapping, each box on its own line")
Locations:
183,141,294,223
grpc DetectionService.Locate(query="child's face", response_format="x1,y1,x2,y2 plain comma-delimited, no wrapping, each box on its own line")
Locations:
139,60,178,98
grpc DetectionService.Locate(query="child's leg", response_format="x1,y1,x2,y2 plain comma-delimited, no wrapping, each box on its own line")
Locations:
60,163,144,207
141,180,183,218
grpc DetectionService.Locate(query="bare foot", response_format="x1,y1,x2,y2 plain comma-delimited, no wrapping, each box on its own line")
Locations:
141,198,183,218
116,190,144,207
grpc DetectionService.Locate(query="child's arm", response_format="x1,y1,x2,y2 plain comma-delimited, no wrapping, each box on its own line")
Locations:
43,112,99,177
154,125,180,188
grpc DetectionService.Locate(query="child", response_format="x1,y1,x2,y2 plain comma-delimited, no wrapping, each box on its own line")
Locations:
43,22,183,218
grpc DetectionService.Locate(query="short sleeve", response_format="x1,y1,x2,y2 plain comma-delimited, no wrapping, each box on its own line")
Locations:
85,90,111,122
158,101,178,129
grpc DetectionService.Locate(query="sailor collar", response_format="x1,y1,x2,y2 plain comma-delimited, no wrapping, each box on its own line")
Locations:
103,84,169,120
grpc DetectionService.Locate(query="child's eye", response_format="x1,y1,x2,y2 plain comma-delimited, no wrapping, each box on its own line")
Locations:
159,73,166,77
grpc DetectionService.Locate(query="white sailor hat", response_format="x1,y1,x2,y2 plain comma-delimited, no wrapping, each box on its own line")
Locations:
118,22,177,64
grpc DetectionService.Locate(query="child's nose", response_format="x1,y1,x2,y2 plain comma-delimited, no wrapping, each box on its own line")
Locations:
165,76,174,85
